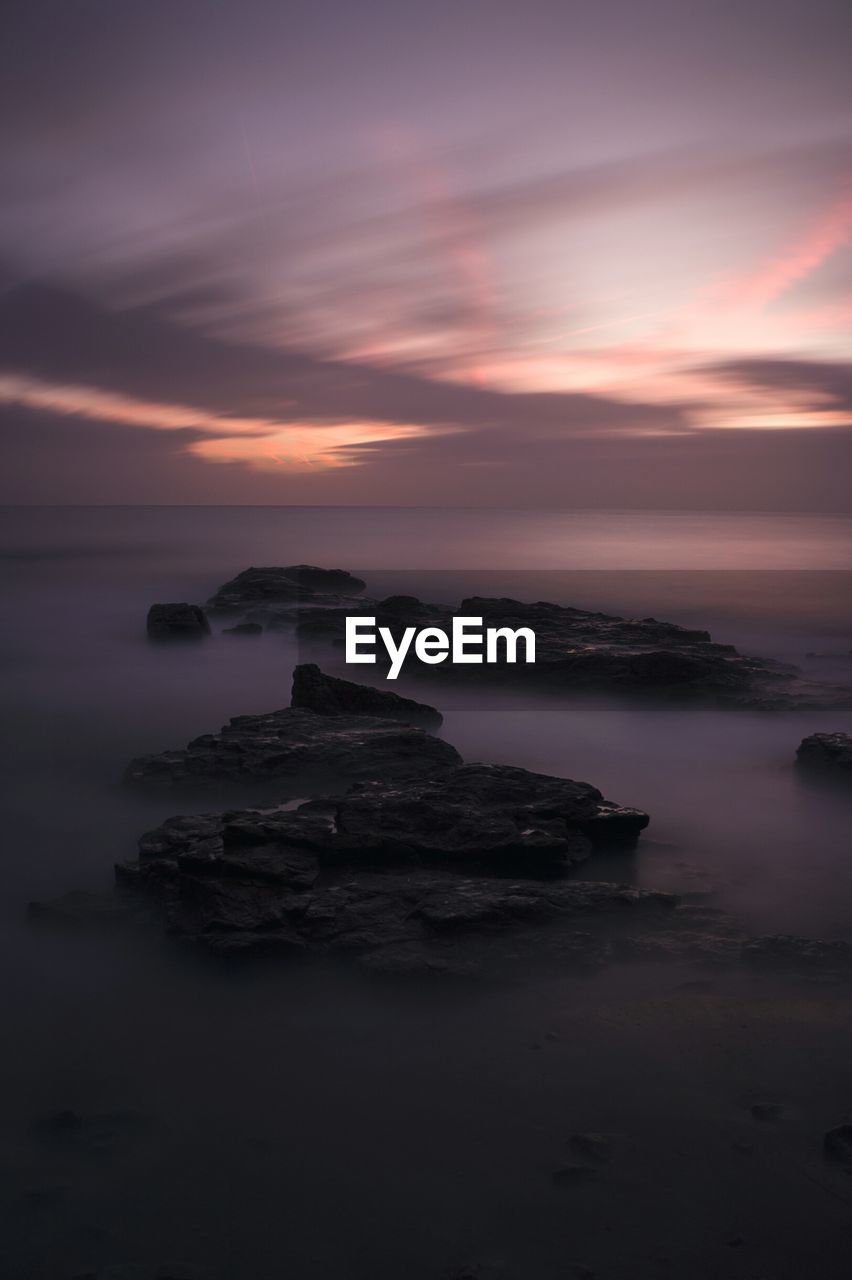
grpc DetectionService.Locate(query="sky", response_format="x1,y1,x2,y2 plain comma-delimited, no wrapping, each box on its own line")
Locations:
2,0,852,507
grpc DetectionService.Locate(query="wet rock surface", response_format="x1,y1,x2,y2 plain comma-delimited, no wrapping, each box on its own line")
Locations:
146,603,210,641
124,707,460,790
291,662,442,728
796,731,852,778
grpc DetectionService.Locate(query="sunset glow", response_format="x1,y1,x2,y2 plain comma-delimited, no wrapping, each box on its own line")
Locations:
2,0,851,504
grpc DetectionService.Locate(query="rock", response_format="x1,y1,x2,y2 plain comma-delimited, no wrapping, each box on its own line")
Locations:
110,741,661,966
291,662,442,729
332,764,648,865
146,603,210,641
293,594,849,709
131,768,649,874
279,564,366,594
124,707,461,790
824,1124,852,1163
796,731,852,779
114,777,669,959
222,621,263,636
208,565,366,611
153,871,672,961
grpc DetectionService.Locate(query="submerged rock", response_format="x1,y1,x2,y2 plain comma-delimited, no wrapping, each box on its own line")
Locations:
291,662,443,728
146,603,210,641
124,707,460,790
796,731,852,779
208,564,366,611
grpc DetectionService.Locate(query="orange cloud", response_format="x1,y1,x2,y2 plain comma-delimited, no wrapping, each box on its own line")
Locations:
0,373,433,472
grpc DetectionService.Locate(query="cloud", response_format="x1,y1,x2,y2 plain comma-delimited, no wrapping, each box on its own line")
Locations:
715,184,852,311
707,356,852,414
5,399,852,510
0,279,690,458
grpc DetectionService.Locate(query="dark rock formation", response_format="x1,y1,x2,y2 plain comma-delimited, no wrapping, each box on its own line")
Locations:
796,731,852,778
146,603,210,641
208,564,366,611
293,594,848,709
124,707,461,790
330,764,649,864
222,622,263,636
280,564,367,593
291,662,442,728
195,563,850,707
105,756,659,960
114,850,673,961
124,762,648,870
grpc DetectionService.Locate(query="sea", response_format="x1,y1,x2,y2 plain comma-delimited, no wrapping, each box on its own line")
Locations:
1,506,851,1279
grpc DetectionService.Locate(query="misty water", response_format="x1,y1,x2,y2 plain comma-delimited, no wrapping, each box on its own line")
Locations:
2,506,852,1280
